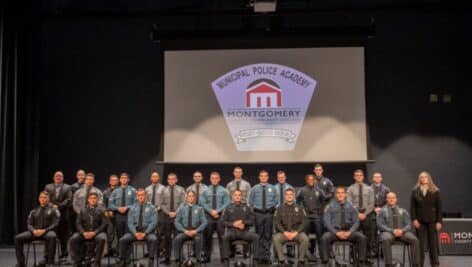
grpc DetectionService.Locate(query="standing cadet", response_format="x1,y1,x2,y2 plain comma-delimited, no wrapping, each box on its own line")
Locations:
73,173,103,214
108,172,137,240
248,169,279,264
313,164,335,205
70,192,107,267
371,171,391,255
15,191,60,267
274,170,294,205
410,171,442,267
200,171,230,262
44,171,72,259
296,174,324,261
320,187,369,266
70,169,86,233
378,192,421,267
226,166,251,204
160,172,186,264
145,171,166,258
118,188,158,267
186,170,208,205
102,174,119,256
347,169,376,258
221,190,259,266
273,188,310,266
172,191,208,265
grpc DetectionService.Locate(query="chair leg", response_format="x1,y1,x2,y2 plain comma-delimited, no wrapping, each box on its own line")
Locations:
25,243,31,267
32,242,37,266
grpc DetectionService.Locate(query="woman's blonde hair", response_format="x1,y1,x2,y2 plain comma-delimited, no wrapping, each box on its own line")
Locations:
414,171,439,193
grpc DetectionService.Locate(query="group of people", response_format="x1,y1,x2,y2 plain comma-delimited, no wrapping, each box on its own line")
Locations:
14,164,443,267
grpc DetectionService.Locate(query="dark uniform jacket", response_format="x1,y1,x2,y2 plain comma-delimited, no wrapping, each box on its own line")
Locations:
44,183,72,211
27,204,60,232
410,187,442,224
76,206,107,234
274,202,307,233
296,185,324,218
221,202,255,232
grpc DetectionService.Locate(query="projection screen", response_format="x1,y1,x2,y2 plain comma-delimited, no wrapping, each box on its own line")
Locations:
164,47,367,163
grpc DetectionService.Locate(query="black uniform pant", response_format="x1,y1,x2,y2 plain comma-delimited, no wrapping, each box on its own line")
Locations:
204,214,224,260
319,231,367,263
15,230,57,265
161,214,176,259
57,208,70,256
119,233,158,263
70,232,107,264
114,212,129,240
254,211,274,261
105,215,117,250
306,216,323,255
359,212,377,257
222,229,259,260
416,222,439,266
172,233,203,262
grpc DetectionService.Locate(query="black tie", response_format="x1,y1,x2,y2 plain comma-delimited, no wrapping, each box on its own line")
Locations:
121,187,126,207
262,185,267,212
279,184,284,204
340,203,346,230
85,187,91,208
212,186,217,210
358,184,364,210
170,186,175,211
188,205,193,229
151,184,156,205
38,207,45,229
236,181,240,191
392,207,400,229
196,183,200,204
138,204,144,231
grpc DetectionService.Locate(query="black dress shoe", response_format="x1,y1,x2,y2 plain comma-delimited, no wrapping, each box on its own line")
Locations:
160,257,171,264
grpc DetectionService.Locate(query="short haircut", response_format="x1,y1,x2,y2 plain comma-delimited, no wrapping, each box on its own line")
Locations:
277,170,286,175
232,189,242,195
151,171,160,176
314,163,323,169
167,172,178,178
233,166,243,171
136,188,146,193
305,174,315,180
109,174,118,179
87,192,99,199
86,172,95,178
284,188,295,194
120,172,130,178
210,171,220,177
187,190,196,197
354,169,364,175
39,191,50,197
259,169,269,175
193,170,203,176
335,186,347,193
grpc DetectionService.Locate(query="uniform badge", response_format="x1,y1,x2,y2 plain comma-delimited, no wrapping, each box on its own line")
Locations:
128,191,132,196
295,207,299,212
315,191,319,197
268,188,272,193
194,209,198,214
145,208,149,212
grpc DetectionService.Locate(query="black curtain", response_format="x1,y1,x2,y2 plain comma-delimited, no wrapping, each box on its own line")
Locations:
0,3,40,245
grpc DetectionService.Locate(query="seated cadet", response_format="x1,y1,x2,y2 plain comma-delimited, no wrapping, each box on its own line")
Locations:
377,192,420,267
15,191,60,267
172,191,207,265
273,188,310,266
70,192,107,267
221,190,259,266
118,188,158,267
320,186,370,266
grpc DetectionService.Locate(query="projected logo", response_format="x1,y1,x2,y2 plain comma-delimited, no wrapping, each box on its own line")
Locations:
211,63,317,151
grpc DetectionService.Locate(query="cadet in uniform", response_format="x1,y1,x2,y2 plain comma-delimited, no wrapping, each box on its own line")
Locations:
347,169,376,258
70,192,107,266
172,191,207,265
313,164,335,205
44,171,72,259
371,172,391,255
378,192,420,267
15,191,60,267
108,172,137,240
102,174,119,256
186,170,208,205
73,173,103,214
226,166,251,204
248,169,279,264
320,187,369,266
70,169,86,233
273,188,309,265
118,188,158,267
160,172,186,264
221,190,259,265
296,174,324,260
274,170,294,205
200,171,230,262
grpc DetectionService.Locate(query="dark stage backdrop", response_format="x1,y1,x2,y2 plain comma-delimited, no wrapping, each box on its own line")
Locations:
2,6,472,245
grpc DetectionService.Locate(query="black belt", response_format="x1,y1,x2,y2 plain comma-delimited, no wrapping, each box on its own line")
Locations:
254,207,275,214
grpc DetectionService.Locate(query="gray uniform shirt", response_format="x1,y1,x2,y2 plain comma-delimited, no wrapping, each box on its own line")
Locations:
145,183,166,210
73,186,103,214
160,185,186,214
226,179,251,203
347,182,374,215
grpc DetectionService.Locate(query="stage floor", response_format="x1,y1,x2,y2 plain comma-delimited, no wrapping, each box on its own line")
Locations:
1,246,471,266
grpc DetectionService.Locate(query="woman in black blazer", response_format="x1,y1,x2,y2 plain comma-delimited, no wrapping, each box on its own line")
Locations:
410,171,442,267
